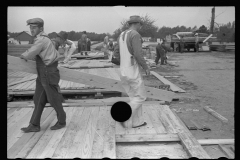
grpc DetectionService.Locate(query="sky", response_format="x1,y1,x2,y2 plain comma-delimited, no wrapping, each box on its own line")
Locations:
8,6,235,34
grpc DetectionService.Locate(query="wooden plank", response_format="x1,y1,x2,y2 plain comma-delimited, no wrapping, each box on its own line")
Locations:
51,107,85,158
26,108,73,158
146,104,167,133
115,122,126,135
62,107,92,158
162,105,210,158
17,74,37,90
218,144,234,159
8,107,21,120
105,68,121,80
37,107,75,158
8,55,176,102
203,106,228,123
7,108,18,117
230,145,235,152
91,107,110,158
8,108,32,128
7,109,34,150
102,108,116,158
24,79,36,91
198,139,234,145
152,105,177,133
150,71,186,93
116,133,180,142
8,107,54,158
13,109,56,158
73,107,100,158
60,80,68,90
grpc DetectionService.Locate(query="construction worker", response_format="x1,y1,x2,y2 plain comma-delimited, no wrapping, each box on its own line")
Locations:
86,38,91,51
77,38,82,53
108,40,114,51
179,36,184,53
20,18,66,133
80,31,88,55
103,35,109,49
51,32,76,63
117,15,150,129
195,33,199,52
155,39,169,65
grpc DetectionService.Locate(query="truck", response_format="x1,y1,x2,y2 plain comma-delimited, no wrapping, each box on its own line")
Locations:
167,32,217,52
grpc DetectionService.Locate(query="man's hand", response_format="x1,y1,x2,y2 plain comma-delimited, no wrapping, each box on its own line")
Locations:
145,68,150,76
63,57,70,64
20,55,28,61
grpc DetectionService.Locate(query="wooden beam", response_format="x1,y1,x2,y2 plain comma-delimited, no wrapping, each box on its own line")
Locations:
150,71,186,93
198,139,234,145
218,144,234,159
203,106,228,123
203,34,213,43
8,55,176,102
115,134,180,142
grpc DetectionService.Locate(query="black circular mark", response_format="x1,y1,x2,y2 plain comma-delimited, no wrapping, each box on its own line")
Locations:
110,101,132,122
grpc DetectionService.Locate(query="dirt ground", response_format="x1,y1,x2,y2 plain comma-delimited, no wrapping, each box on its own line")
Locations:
145,50,235,140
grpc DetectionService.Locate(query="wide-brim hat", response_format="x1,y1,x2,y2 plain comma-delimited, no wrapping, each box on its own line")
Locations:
127,15,143,25
27,18,44,27
57,32,68,41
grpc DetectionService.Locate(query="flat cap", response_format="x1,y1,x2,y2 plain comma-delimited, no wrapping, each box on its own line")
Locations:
57,32,68,41
27,18,44,26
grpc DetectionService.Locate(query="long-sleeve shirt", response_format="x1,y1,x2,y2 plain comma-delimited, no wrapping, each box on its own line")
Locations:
21,31,62,65
114,29,148,70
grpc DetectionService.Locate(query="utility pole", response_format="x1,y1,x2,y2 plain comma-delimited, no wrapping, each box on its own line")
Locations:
210,6,215,34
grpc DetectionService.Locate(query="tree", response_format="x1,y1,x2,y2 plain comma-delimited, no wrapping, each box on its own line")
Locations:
198,25,208,33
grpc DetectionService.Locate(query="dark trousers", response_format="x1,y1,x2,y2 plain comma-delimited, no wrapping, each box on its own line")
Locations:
78,43,81,53
30,56,66,126
180,44,184,53
195,42,199,52
155,52,165,65
81,44,87,55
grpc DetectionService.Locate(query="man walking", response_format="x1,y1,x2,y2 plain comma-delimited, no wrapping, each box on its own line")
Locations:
195,33,199,52
117,15,150,128
155,39,167,65
20,18,66,133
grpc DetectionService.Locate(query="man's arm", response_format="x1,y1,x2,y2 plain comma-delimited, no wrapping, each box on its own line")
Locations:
131,34,149,70
21,38,44,60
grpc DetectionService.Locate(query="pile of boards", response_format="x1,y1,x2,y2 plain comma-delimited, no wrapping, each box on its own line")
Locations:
209,44,226,52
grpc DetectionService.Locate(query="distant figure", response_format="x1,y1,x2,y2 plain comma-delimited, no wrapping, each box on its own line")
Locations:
155,39,169,65
179,36,184,53
81,31,88,55
108,40,114,51
77,38,82,53
103,35,109,49
195,33,199,52
86,38,91,51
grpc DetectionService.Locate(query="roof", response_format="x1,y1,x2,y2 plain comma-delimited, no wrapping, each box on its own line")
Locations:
16,31,32,38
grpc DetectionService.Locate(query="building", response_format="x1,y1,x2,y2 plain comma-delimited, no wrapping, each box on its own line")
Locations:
15,31,34,44
142,37,151,42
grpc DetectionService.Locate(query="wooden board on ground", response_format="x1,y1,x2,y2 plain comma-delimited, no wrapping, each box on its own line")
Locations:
8,55,176,102
150,71,186,93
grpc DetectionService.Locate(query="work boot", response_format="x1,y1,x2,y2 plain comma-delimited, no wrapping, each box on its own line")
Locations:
21,124,40,133
50,122,66,130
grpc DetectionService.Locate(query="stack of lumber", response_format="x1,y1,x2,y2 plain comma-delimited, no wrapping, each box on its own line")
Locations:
225,44,235,51
209,44,226,52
